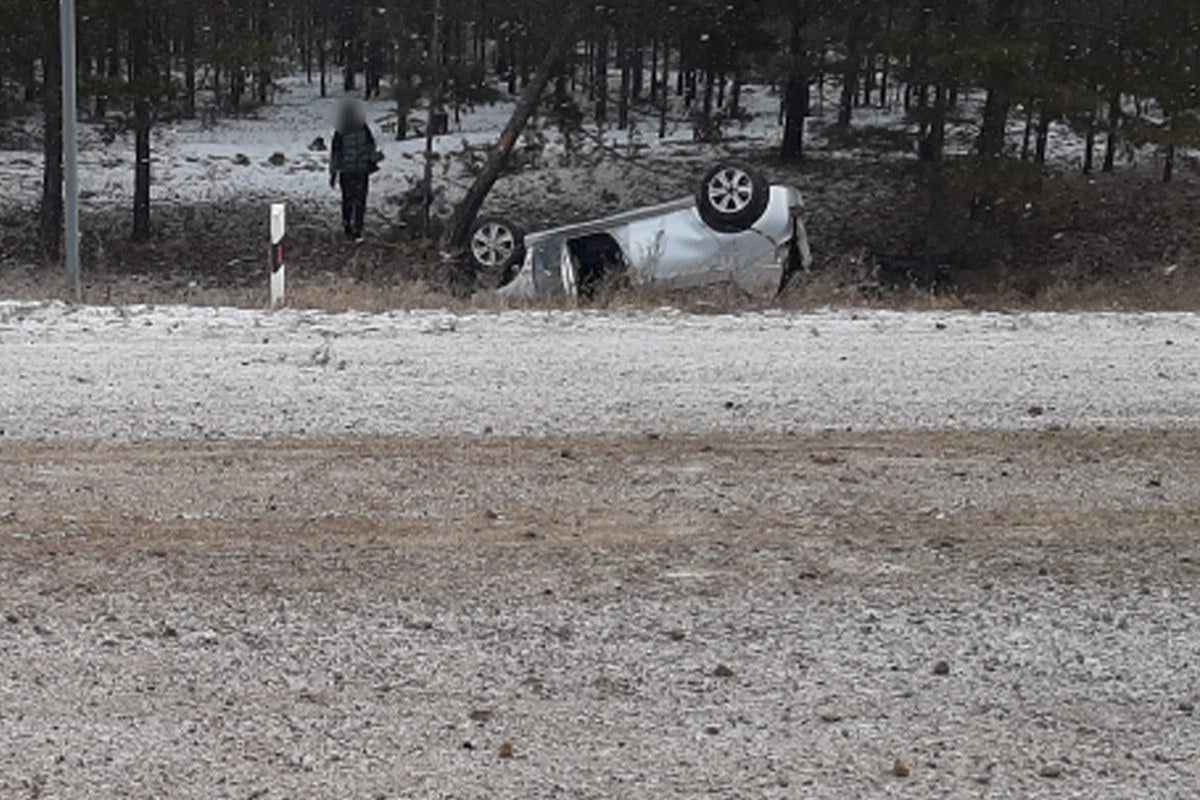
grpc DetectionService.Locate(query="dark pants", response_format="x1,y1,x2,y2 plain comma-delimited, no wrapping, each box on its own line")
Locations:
339,172,369,237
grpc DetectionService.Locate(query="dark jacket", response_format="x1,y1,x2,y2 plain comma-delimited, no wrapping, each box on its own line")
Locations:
331,124,377,176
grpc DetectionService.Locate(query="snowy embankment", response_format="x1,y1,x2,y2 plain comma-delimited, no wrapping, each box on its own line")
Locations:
0,301,1197,442
0,73,1113,227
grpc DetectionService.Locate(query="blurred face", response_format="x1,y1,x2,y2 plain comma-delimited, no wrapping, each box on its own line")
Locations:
338,102,362,129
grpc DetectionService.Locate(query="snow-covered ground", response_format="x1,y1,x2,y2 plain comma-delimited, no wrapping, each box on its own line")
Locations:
0,73,1126,227
1,301,1197,442
0,75,777,214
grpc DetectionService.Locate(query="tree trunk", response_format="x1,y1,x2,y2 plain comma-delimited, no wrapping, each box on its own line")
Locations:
258,1,272,105
861,52,874,107
649,36,659,104
1020,100,1034,160
702,69,714,119
183,8,196,118
23,60,37,103
976,0,1019,159
659,36,669,139
632,41,644,99
303,10,312,82
422,0,443,235
319,14,328,98
1034,104,1050,164
1082,111,1096,175
781,8,809,160
837,18,861,129
342,5,358,93
920,83,947,162
131,10,152,242
617,38,630,129
97,20,121,118
594,33,608,127
445,10,582,252
879,1,893,108
1103,93,1119,173
40,23,64,260
507,39,519,94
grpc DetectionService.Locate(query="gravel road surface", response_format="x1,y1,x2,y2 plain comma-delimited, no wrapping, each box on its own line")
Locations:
1,303,1198,798
1,301,1198,441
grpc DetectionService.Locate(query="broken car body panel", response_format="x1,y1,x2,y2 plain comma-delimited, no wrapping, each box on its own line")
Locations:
497,185,812,300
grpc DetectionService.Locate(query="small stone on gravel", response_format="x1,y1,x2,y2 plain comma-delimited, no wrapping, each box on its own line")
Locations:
1039,764,1063,779
469,709,494,723
893,757,912,778
933,660,950,675
667,629,686,641
498,742,514,759
704,725,720,735
712,664,735,678
1178,701,1195,713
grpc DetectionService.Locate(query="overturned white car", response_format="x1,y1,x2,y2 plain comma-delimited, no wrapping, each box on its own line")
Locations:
467,163,813,299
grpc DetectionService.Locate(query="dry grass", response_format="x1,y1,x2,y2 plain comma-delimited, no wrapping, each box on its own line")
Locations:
3,158,1199,314
6,257,1200,314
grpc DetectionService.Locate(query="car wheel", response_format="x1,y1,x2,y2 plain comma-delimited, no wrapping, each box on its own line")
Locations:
468,216,525,286
696,163,771,234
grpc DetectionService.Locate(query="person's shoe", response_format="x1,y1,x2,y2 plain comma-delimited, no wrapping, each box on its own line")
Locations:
354,235,365,244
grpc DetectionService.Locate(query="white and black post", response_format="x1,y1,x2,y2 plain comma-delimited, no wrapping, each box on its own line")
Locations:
269,203,286,308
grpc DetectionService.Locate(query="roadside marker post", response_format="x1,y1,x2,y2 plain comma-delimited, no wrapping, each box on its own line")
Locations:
269,203,286,308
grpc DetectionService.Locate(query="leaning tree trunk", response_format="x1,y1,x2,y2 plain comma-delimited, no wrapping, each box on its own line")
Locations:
444,9,583,252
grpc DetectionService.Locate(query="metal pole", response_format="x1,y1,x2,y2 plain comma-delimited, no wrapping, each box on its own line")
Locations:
60,0,81,300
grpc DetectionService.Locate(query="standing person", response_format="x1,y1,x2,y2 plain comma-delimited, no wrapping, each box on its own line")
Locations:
329,99,380,242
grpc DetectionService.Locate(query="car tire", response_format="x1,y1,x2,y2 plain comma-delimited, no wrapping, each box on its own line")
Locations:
468,216,525,286
696,163,771,234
